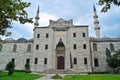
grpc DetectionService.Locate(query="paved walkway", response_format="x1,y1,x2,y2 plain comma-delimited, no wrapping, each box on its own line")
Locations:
34,74,66,80
33,73,87,80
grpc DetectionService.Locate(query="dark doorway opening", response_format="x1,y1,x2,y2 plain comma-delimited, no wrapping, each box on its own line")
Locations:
57,56,64,69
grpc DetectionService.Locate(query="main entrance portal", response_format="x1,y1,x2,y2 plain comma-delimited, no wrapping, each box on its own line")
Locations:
57,56,64,69
56,39,65,70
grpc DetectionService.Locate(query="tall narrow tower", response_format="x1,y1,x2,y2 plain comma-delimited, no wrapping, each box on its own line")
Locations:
34,6,40,27
93,5,100,38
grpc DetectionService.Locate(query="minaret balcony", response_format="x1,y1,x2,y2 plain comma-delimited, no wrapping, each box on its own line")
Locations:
34,23,39,26
94,21,99,24
35,17,39,20
93,15,98,18
94,27,100,30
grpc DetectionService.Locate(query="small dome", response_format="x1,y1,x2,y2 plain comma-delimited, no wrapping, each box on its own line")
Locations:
117,36,120,38
17,38,27,41
102,36,110,39
89,37,96,40
5,37,14,41
29,38,33,41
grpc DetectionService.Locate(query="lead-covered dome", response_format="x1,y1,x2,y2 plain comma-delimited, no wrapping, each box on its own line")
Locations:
4,37,15,42
17,38,27,41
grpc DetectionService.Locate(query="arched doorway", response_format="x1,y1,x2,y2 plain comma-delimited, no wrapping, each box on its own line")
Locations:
57,56,64,69
56,39,65,70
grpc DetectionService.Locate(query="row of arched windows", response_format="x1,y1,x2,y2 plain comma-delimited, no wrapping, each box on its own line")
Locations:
93,43,115,51
0,43,116,52
12,44,31,52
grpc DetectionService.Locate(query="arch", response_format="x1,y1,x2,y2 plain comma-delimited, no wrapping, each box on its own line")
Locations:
56,39,65,70
27,44,31,52
93,43,97,51
56,38,65,49
0,44,2,52
110,43,114,51
13,44,17,52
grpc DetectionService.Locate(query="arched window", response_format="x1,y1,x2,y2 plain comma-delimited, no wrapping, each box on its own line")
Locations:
94,58,99,67
13,44,17,52
27,44,31,52
93,43,97,51
110,43,114,51
0,44,2,52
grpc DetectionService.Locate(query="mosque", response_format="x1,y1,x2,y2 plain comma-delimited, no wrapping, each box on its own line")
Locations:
0,5,120,73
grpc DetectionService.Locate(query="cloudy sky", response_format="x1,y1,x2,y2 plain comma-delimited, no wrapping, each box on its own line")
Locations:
1,0,120,39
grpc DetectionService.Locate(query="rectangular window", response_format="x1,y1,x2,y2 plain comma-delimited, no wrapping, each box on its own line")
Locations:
46,33,49,38
11,58,15,64
74,58,77,64
37,34,40,38
0,44,2,52
83,33,85,37
73,33,76,37
34,58,38,64
45,45,48,50
36,45,39,50
83,44,86,49
84,58,87,65
94,58,99,67
26,59,30,64
44,58,47,64
73,44,77,49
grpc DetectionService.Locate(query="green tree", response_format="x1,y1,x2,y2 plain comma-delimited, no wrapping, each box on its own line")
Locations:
25,62,31,73
98,0,120,12
0,0,33,36
106,49,120,73
6,61,15,75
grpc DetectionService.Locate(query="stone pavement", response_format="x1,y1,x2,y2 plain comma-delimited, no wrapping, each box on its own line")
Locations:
34,74,66,80
33,73,87,80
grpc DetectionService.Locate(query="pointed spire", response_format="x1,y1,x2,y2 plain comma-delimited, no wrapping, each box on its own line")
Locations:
93,4,96,12
34,5,40,27
37,6,39,13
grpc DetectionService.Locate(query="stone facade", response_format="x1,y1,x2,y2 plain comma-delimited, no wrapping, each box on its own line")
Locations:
0,18,120,73
90,38,120,72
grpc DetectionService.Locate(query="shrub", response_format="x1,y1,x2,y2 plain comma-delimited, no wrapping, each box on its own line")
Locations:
88,71,110,74
24,63,31,73
51,74,63,79
6,61,15,75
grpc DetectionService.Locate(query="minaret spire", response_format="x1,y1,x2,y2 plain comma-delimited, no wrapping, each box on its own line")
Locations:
34,6,40,27
93,5,100,38
93,4,96,12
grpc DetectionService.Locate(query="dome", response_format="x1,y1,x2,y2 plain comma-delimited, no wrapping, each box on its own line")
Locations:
117,36,120,38
102,36,110,39
5,37,15,41
29,38,33,41
17,38,27,41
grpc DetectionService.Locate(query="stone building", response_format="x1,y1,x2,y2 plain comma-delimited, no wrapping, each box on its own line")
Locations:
0,6,120,73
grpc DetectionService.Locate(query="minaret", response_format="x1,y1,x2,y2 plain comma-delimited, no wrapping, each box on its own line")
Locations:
93,5,100,38
34,6,40,27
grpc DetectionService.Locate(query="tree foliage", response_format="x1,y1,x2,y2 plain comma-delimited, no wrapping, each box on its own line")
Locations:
98,0,120,12
6,61,15,75
25,62,31,73
0,0,33,36
106,49,120,73
106,48,111,63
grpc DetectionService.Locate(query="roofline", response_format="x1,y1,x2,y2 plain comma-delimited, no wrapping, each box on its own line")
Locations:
74,25,89,27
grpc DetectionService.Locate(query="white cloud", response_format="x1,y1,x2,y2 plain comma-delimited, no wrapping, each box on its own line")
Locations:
1,0,120,39
39,12,58,26
74,13,96,37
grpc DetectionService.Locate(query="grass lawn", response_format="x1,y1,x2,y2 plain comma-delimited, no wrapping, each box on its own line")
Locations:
63,74,120,80
0,71,43,80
